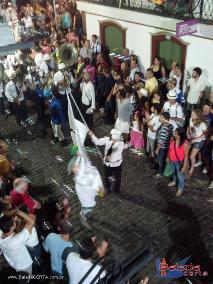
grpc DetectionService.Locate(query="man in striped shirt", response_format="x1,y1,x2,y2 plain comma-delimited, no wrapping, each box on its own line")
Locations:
155,112,173,177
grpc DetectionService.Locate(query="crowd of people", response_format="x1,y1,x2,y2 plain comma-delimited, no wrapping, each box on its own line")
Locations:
0,0,82,43
0,0,213,282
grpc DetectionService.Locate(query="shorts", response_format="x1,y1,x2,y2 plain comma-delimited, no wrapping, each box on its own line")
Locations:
192,140,205,150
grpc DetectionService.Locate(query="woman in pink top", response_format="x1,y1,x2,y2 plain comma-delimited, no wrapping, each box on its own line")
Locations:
168,127,190,197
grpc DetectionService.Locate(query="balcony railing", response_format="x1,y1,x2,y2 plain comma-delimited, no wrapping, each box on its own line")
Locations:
78,0,213,24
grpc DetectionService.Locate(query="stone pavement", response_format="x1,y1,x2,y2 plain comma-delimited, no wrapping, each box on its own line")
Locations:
0,22,15,47
0,109,213,284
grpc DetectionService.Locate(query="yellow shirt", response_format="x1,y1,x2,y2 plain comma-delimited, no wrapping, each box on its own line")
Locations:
145,77,158,95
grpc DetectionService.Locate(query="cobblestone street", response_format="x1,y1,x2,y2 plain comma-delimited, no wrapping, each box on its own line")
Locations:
1,109,213,284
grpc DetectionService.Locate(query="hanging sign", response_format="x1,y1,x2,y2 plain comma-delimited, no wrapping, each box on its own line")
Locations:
176,19,199,37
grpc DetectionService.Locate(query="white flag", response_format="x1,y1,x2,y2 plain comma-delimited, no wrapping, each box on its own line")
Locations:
67,93,88,159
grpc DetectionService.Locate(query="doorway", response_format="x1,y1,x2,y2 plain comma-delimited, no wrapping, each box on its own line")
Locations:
100,21,126,54
151,34,187,75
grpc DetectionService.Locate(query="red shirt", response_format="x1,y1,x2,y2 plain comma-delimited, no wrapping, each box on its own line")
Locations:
10,189,35,213
168,139,189,162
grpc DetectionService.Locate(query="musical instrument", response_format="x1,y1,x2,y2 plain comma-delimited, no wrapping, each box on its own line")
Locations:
44,71,54,89
57,74,70,92
59,43,78,67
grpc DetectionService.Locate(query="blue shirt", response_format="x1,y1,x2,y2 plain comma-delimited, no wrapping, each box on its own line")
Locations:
43,233,73,274
35,87,44,98
49,97,65,125
175,89,185,105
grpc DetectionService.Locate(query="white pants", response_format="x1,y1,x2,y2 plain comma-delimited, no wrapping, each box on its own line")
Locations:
51,122,64,141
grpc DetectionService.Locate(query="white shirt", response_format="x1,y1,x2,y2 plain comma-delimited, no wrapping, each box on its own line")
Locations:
22,16,33,28
0,228,33,270
80,81,95,109
147,114,161,139
5,7,18,24
5,55,17,69
34,53,48,76
24,73,43,90
187,78,205,104
169,72,181,89
92,136,125,167
25,227,39,248
163,101,184,131
90,41,101,54
189,119,207,143
129,67,140,82
163,101,183,119
5,80,24,102
66,253,106,284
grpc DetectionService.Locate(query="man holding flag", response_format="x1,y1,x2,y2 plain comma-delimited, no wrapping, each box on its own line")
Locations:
67,91,104,229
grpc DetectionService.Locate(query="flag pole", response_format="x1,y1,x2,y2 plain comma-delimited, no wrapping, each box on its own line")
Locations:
68,93,104,161
53,0,58,30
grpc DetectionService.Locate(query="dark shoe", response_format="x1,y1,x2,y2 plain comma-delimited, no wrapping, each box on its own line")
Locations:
53,137,59,142
60,140,67,147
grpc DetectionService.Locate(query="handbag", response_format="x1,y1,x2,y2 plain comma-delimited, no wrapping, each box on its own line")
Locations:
163,161,174,177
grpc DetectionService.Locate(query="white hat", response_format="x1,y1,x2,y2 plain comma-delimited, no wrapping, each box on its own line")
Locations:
54,71,64,85
139,88,148,97
43,54,51,61
167,90,177,100
110,128,122,140
58,63,66,70
6,70,16,80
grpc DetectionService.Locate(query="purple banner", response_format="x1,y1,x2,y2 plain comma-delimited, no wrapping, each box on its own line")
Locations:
176,19,199,37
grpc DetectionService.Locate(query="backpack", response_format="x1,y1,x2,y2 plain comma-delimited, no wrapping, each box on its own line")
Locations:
61,243,119,284
61,242,80,282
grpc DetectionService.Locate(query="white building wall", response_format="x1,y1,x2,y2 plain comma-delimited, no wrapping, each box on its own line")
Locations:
77,1,213,87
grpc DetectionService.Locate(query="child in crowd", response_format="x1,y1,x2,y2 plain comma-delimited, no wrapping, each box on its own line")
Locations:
48,87,66,146
129,111,144,150
187,109,207,176
145,104,162,158
156,112,174,177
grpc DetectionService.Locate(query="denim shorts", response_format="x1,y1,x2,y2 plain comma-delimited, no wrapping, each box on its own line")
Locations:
192,140,205,150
